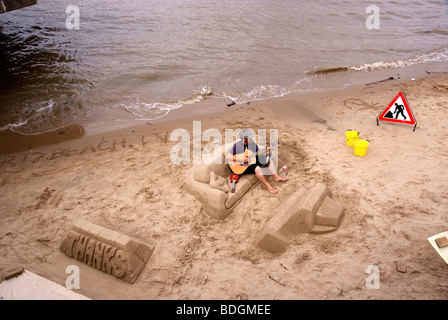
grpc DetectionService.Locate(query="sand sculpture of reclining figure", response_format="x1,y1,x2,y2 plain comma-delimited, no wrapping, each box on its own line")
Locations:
184,142,279,220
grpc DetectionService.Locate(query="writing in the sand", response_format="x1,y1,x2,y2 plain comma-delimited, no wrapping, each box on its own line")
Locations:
60,231,128,280
0,135,150,166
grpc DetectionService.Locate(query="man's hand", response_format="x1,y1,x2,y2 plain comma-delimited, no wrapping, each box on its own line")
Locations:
235,155,248,163
259,146,270,156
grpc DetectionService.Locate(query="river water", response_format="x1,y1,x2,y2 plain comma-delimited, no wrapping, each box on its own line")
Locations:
1,0,447,135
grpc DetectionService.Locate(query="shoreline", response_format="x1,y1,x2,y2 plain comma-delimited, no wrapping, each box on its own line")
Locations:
1,60,447,158
83,59,448,136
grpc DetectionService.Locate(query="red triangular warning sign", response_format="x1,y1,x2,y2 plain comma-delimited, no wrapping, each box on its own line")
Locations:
377,92,417,131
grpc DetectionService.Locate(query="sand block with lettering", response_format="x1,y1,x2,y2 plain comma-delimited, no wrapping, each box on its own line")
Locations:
60,219,154,284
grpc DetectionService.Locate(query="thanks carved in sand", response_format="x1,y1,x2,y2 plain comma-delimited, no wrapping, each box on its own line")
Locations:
60,220,154,284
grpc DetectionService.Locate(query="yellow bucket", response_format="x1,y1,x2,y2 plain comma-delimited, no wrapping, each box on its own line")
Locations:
353,139,370,157
345,130,360,146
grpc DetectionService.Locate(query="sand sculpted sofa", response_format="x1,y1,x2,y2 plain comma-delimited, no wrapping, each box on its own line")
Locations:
184,142,279,220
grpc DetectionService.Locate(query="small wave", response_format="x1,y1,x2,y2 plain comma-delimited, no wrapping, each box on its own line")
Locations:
116,100,172,121
1,100,56,134
223,85,294,105
304,48,448,75
223,85,290,104
304,66,350,75
0,120,29,133
351,48,448,72
416,29,448,36
114,86,212,121
35,99,54,114
221,77,318,105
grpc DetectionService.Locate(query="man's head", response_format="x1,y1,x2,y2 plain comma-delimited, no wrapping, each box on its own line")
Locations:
239,128,255,143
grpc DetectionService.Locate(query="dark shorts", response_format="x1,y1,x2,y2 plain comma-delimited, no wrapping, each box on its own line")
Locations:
242,164,258,175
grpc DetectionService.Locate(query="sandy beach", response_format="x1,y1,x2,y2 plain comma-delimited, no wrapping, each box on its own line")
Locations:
1,66,448,300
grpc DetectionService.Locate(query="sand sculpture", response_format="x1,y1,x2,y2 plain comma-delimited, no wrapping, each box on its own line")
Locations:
60,220,153,284
183,141,344,253
255,183,344,253
184,142,279,220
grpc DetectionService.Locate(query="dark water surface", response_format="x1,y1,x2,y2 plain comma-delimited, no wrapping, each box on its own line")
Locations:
0,0,447,135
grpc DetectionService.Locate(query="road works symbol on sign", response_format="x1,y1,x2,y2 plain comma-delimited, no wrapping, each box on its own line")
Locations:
377,91,417,131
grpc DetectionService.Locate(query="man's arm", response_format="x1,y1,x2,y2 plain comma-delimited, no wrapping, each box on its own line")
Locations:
256,144,270,156
226,151,236,163
226,144,248,163
227,152,248,163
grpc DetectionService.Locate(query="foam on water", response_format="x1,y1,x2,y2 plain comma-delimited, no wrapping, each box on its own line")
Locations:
112,86,213,122
351,47,448,72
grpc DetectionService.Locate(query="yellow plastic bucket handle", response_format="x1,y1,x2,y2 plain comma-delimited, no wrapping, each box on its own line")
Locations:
347,129,360,136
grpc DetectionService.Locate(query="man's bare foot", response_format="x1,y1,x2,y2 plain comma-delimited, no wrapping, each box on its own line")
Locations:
274,176,288,182
267,186,278,194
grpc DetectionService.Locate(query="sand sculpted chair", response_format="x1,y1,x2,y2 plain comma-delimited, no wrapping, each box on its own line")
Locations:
184,142,278,220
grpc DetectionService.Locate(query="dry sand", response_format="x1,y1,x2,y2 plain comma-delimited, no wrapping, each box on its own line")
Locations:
1,69,448,300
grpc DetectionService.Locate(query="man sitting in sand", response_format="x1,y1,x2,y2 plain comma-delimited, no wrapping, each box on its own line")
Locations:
226,128,287,194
